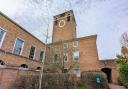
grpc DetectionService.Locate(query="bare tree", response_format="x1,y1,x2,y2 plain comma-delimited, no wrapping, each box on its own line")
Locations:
121,32,128,57
44,41,79,74
121,32,128,47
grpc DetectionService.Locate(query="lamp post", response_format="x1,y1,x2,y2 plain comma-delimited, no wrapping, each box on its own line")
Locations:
39,23,49,89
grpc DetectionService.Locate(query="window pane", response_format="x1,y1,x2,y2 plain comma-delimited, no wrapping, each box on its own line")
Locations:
13,38,24,55
40,51,44,62
0,29,5,43
74,69,80,77
54,54,58,62
73,41,78,47
63,43,68,48
29,46,35,59
64,52,68,62
64,69,68,73
73,51,79,62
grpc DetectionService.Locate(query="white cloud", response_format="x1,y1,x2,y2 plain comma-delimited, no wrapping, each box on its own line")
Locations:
0,0,128,59
0,0,24,16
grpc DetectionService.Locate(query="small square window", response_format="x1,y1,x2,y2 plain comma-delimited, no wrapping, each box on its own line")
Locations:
74,69,81,77
73,41,78,47
63,43,68,48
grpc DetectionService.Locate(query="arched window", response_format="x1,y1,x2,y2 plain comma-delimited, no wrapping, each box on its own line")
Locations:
20,64,28,68
37,67,41,70
0,60,5,65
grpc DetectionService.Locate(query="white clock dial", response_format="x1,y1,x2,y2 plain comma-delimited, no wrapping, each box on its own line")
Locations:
59,20,66,27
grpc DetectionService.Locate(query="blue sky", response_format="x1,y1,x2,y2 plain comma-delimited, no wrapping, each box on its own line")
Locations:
0,0,128,59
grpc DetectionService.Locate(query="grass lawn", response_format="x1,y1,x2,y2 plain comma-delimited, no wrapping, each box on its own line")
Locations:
77,84,86,89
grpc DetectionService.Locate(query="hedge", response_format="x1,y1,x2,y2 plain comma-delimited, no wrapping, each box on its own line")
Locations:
118,64,128,88
81,71,108,89
11,73,77,89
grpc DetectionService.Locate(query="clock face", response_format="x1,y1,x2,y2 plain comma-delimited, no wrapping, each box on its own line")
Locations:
59,20,66,27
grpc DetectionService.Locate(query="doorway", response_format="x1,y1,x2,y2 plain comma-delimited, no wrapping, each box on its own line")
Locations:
101,68,112,83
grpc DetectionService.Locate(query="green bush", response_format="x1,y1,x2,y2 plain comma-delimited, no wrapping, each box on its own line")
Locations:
12,75,39,89
118,64,128,88
115,55,128,88
12,73,77,89
81,71,108,89
115,55,128,65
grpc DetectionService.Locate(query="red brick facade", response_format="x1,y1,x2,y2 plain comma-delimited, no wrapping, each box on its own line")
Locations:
0,9,119,89
52,10,76,42
0,12,45,69
50,10,118,83
0,68,40,89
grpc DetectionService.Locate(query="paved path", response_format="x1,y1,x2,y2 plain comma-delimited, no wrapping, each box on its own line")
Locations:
109,84,126,89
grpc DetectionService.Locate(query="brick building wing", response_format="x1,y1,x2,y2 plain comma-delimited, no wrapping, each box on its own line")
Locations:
0,10,119,84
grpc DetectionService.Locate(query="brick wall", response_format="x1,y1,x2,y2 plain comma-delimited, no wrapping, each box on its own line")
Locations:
0,67,40,89
47,36,119,83
0,49,42,69
0,13,45,68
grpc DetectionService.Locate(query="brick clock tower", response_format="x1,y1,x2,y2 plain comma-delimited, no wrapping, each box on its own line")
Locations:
52,10,77,42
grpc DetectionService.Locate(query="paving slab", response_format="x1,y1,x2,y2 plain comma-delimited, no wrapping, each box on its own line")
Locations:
109,84,126,89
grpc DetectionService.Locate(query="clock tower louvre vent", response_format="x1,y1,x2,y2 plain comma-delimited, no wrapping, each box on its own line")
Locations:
67,16,70,22
60,13,65,17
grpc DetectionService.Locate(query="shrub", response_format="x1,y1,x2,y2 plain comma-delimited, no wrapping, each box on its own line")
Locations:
118,64,128,88
41,73,76,89
115,55,128,88
12,73,77,89
115,55,128,65
12,75,39,89
81,71,108,89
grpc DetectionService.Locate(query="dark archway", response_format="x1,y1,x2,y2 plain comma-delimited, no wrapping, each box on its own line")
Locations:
37,67,41,70
0,60,5,65
101,68,112,83
20,64,28,68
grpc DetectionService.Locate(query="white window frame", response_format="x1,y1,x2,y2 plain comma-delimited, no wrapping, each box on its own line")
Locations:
0,27,6,48
12,37,24,55
74,68,81,77
63,43,68,48
73,41,78,47
40,49,45,63
29,45,36,60
73,51,80,62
